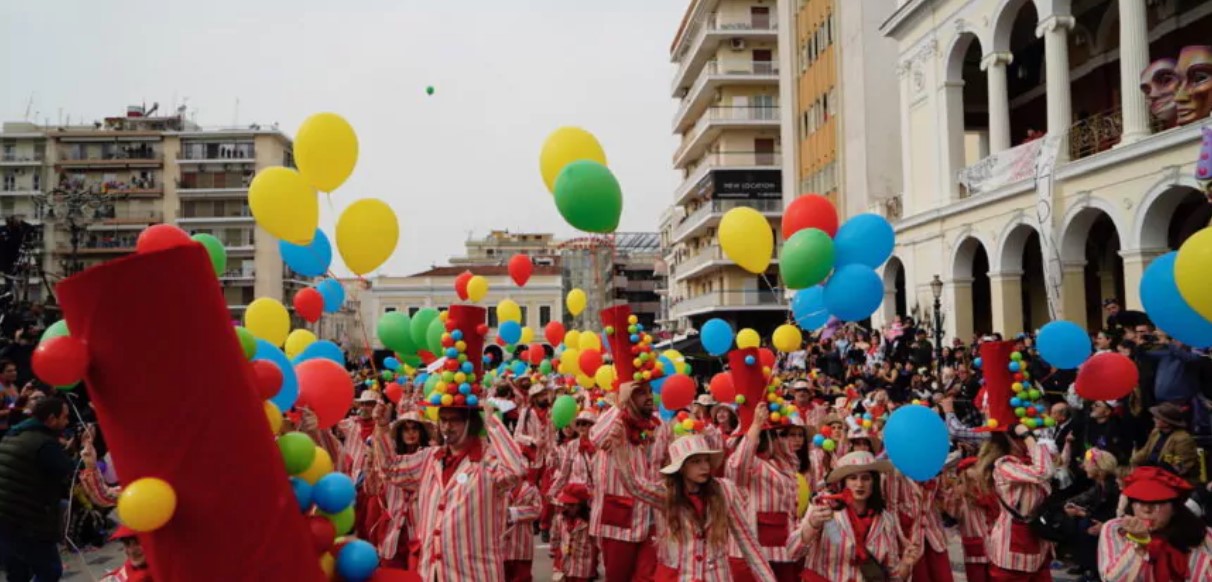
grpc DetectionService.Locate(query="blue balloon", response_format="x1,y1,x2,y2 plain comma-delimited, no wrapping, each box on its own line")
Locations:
1008,361,1021,372
383,357,400,371
317,278,345,314
312,473,356,513
511,360,528,376
336,539,380,582
701,318,735,356
499,320,522,344
1141,252,1212,348
1037,320,1091,369
289,477,312,512
651,355,676,392
254,339,298,412
279,229,332,278
834,213,894,268
812,434,826,446
884,405,949,481
293,340,346,367
823,265,883,322
791,286,830,330
973,357,983,369
658,403,677,421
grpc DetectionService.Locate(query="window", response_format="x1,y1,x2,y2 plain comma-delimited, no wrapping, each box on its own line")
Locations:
540,305,552,327
2,173,13,191
408,307,419,317
385,307,397,313
488,309,499,328
32,171,40,191
519,306,529,326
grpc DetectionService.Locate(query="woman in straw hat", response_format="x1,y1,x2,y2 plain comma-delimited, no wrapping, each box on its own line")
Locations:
808,415,847,488
1097,465,1212,581
607,382,778,582
368,408,437,568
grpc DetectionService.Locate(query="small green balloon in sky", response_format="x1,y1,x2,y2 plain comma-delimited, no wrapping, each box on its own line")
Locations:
426,86,435,96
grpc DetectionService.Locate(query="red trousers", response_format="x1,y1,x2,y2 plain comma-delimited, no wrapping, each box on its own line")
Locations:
601,537,657,582
727,557,802,582
654,563,679,582
911,544,953,582
503,559,532,582
988,564,1053,582
961,537,990,582
965,563,991,582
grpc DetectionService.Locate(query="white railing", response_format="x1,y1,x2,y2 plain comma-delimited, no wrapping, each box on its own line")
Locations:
674,60,780,126
672,198,782,243
671,288,784,317
671,16,780,92
675,106,780,165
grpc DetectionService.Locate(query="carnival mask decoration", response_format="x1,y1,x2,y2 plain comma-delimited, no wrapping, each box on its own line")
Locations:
1175,46,1212,126
1140,58,1180,128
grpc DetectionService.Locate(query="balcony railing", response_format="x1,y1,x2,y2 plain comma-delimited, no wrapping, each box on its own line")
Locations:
58,147,161,163
673,198,782,242
0,152,43,163
220,269,256,280
675,61,779,125
92,210,164,226
179,205,253,220
672,16,780,92
178,144,255,161
676,106,780,165
676,151,782,205
671,288,784,316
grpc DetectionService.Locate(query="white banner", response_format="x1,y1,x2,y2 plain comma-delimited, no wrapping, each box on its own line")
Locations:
1034,136,1064,321
958,139,1044,197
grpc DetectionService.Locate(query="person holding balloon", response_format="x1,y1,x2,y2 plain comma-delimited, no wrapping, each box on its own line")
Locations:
808,416,846,489
367,409,437,569
942,457,1000,582
502,436,543,582
884,466,950,582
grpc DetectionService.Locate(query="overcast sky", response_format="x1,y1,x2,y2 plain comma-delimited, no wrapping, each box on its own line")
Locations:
1,0,685,276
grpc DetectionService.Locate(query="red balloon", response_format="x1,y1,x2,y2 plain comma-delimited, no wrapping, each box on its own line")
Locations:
1075,352,1139,401
32,336,89,387
508,255,533,287
661,374,696,411
758,348,776,369
708,372,735,403
295,359,354,430
307,515,335,554
251,360,284,400
385,383,404,404
293,288,324,323
820,426,833,438
782,194,838,239
527,344,546,366
454,271,473,301
136,224,193,254
544,321,566,346
579,349,603,376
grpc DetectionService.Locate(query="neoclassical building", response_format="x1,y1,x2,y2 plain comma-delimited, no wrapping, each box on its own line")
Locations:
875,0,1211,339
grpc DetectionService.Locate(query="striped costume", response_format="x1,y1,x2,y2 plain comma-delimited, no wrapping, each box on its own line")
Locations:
724,433,799,565
586,406,672,542
886,473,950,582
503,481,542,561
986,439,1054,574
514,406,553,482
1097,519,1212,581
78,466,118,507
789,505,902,582
941,485,996,564
558,517,598,581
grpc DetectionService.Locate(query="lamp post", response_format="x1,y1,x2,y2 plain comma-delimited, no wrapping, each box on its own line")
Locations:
930,274,944,367
32,185,127,278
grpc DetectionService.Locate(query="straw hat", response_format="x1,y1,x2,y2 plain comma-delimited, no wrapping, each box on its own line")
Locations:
394,411,437,441
574,410,597,424
696,394,716,407
825,451,893,484
659,434,723,475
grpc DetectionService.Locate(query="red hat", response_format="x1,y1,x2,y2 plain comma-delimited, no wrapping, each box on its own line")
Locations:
956,457,979,472
728,348,766,433
422,305,488,409
599,305,659,388
975,341,1016,432
556,483,592,505
110,524,138,541
1122,466,1194,502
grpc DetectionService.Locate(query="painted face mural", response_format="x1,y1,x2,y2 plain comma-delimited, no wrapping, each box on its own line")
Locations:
1175,46,1212,126
1140,58,1179,127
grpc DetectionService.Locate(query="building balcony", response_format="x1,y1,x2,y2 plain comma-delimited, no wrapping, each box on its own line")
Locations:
0,153,43,166
670,288,784,319
0,188,42,197
673,60,779,132
672,198,782,245
675,151,781,206
225,243,256,254
219,270,256,284
86,210,164,230
673,240,782,282
176,186,249,198
58,240,136,256
177,144,256,163
674,106,780,169
177,208,254,225
671,15,779,98
56,150,162,168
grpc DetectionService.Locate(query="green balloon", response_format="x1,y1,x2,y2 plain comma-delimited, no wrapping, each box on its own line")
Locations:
780,228,835,290
401,354,423,368
377,311,416,355
191,233,227,275
553,160,622,234
381,371,395,382
411,308,440,352
424,374,439,393
551,394,578,429
40,320,69,344
426,316,445,355
320,505,355,535
235,326,257,360
426,86,435,95
539,360,553,375
277,432,316,475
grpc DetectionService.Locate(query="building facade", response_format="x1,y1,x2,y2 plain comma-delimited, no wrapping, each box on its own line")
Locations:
449,230,560,267
879,0,1212,339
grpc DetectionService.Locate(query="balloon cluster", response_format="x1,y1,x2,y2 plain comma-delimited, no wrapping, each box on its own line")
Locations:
540,128,621,234
672,410,707,437
616,314,662,384
812,425,838,452
280,432,380,581
1005,351,1052,430
425,324,485,408
1141,249,1212,348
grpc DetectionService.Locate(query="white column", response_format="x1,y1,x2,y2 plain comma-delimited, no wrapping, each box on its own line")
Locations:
942,80,967,202
982,52,1014,154
897,65,913,215
1037,15,1075,156
1118,0,1152,145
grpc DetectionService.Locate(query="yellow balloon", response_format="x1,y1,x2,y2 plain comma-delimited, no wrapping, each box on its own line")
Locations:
576,374,596,389
540,127,607,194
719,207,774,274
1176,227,1212,321
578,331,601,351
297,447,334,485
772,324,803,353
662,350,684,364
295,112,359,193
284,329,317,360
564,330,582,349
117,477,177,532
567,288,587,317
467,276,489,303
497,299,522,323
424,406,440,422
248,167,318,245
264,401,283,435
737,328,761,349
563,348,582,375
336,199,398,275
319,552,336,580
796,473,811,518
595,365,616,390
520,326,535,345
245,298,290,347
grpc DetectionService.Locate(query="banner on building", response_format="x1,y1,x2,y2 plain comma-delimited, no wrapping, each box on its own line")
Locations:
958,139,1044,197
1034,135,1064,321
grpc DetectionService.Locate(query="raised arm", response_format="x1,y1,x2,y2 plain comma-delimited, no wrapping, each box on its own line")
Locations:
722,480,777,582
370,403,429,489
726,406,769,488
484,403,529,491
995,429,1053,486
611,438,666,509
78,430,118,507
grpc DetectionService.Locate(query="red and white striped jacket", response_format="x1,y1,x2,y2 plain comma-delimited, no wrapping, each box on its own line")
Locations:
514,406,553,477
885,473,946,553
788,505,902,582
502,481,542,561
986,439,1053,572
548,437,596,498
941,486,996,563
725,432,798,563
808,448,835,490
373,412,528,582
615,462,777,582
586,406,672,543
558,517,598,579
321,417,376,483
1097,518,1212,581
79,466,118,507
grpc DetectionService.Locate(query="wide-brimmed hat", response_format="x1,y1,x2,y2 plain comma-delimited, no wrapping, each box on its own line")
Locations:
659,434,723,475
825,451,893,484
790,380,812,392
696,394,715,407
1123,466,1193,502
1150,402,1191,429
528,383,550,398
394,411,437,441
355,391,381,404
574,410,597,424
556,483,592,505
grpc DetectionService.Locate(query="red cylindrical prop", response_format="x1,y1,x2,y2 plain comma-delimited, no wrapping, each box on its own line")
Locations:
728,348,766,433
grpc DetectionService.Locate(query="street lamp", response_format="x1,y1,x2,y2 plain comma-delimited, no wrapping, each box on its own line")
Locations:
32,185,127,278
930,274,944,366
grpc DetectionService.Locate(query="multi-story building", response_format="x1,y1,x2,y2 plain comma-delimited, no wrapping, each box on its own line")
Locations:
879,0,1211,338
449,230,559,267
557,233,663,331
0,123,51,304
665,0,785,335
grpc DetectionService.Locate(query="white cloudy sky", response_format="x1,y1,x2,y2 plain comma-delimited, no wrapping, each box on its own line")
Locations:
1,0,685,275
